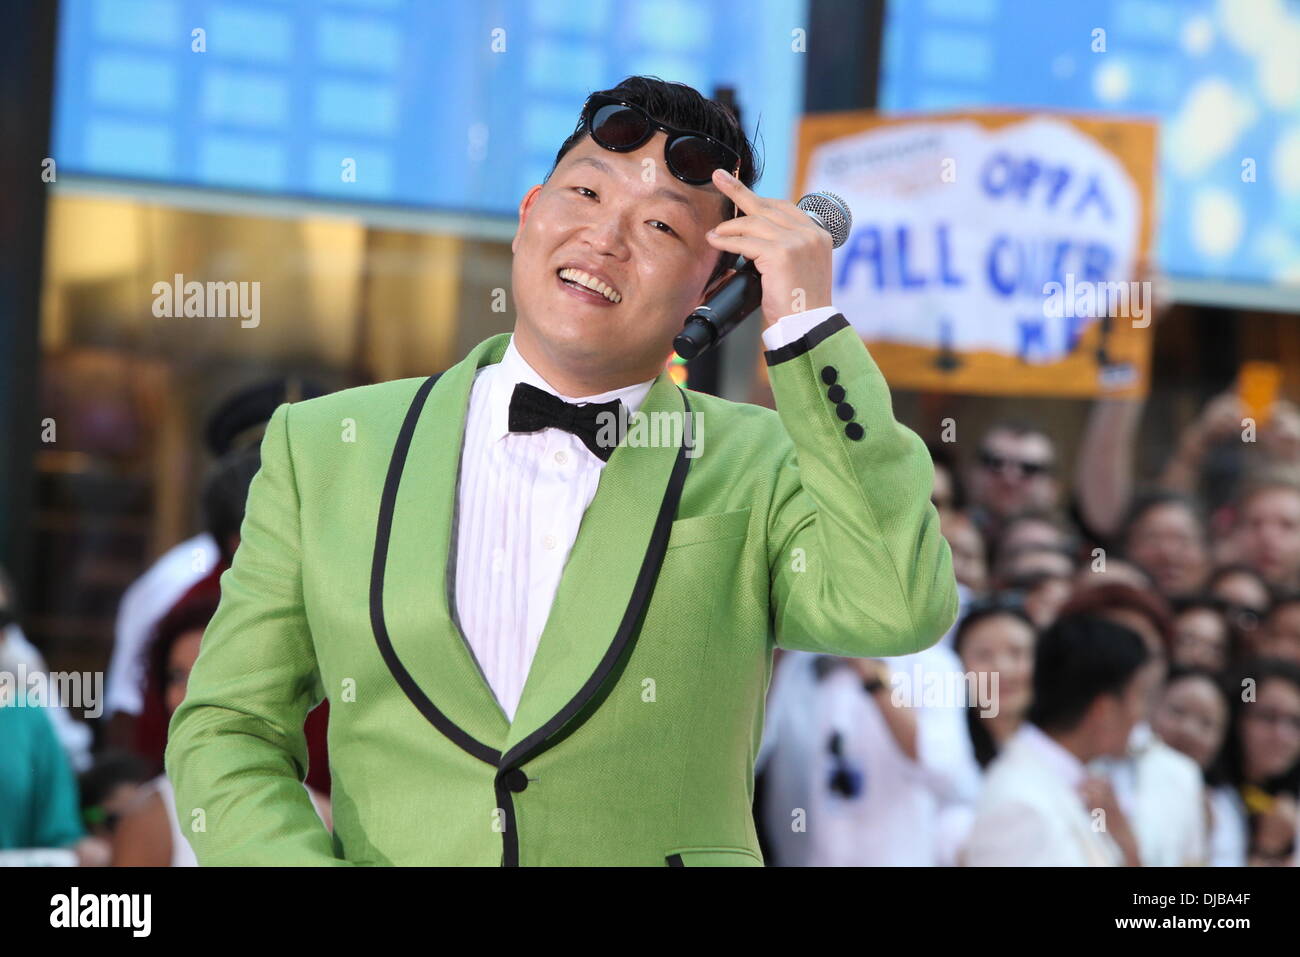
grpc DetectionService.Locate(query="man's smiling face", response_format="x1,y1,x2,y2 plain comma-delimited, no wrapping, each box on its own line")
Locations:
509,131,732,394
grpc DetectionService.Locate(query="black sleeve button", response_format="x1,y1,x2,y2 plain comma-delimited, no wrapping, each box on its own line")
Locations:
827,384,846,403
503,768,529,792
845,422,865,440
820,366,838,385
836,402,855,421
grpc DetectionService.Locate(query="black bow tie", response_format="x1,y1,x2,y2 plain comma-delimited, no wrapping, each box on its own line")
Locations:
507,381,623,462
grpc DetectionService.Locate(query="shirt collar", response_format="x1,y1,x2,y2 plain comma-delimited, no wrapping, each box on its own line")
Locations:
482,335,658,446
1126,721,1154,756
1018,722,1088,788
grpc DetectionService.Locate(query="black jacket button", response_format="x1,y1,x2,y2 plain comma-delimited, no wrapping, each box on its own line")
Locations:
820,366,838,385
827,384,846,403
503,768,528,793
845,422,865,440
836,402,855,422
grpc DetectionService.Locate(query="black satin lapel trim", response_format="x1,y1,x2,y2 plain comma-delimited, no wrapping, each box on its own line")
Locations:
494,776,519,867
498,391,693,867
500,388,693,775
370,372,502,767
375,376,693,868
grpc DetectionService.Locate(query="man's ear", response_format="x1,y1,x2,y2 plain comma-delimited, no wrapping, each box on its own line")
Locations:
512,184,544,254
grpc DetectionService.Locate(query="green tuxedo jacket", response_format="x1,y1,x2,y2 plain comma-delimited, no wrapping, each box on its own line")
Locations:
165,313,957,866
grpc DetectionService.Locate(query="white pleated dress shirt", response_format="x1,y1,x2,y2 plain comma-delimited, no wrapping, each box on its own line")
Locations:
454,307,837,721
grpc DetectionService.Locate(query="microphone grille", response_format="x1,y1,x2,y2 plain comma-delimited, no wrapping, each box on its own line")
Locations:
797,191,853,249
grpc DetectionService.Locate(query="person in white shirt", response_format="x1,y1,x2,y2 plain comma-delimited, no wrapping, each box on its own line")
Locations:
883,631,984,862
758,651,944,866
1101,722,1208,866
937,599,1038,864
1062,582,1209,866
1150,666,1242,865
103,532,219,739
1,622,94,772
757,578,981,868
0,566,93,772
963,614,1157,866
756,650,824,864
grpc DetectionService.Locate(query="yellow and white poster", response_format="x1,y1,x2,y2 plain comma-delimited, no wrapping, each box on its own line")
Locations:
793,110,1158,397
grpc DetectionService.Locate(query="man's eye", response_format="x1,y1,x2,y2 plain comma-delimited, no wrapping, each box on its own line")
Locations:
573,186,597,199
648,220,676,236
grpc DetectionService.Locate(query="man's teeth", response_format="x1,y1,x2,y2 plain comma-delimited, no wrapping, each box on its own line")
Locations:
558,267,621,303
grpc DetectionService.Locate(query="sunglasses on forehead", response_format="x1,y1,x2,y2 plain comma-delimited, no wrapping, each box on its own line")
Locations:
581,93,742,186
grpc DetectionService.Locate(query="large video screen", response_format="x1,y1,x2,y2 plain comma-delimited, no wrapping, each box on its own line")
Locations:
880,0,1300,291
53,0,807,216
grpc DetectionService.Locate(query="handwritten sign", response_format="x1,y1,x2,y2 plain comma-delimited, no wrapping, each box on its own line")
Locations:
793,111,1157,397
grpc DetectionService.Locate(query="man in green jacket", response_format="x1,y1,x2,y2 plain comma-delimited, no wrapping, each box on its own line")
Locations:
166,75,958,866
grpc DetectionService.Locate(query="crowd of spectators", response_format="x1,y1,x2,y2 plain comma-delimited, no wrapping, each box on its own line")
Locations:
759,388,1300,866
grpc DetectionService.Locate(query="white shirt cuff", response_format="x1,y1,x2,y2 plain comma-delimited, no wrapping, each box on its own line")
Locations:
760,305,841,351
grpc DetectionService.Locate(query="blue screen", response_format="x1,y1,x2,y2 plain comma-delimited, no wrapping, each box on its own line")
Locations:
880,0,1300,290
53,0,808,215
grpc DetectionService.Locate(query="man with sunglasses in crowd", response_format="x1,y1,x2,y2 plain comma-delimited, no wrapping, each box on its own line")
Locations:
966,421,1062,542
167,75,957,866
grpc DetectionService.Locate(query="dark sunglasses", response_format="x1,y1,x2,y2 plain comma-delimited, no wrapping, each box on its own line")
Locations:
978,449,1053,478
582,93,742,186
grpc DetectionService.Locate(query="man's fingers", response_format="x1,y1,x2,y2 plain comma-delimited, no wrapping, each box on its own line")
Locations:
708,214,783,243
710,167,772,217
704,229,769,263
710,169,823,234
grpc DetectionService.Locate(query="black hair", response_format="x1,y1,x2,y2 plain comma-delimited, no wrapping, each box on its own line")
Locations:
1207,564,1276,652
77,750,153,829
1172,595,1229,616
1169,597,1238,665
0,563,17,628
204,377,328,457
548,75,762,291
1027,613,1151,734
1119,488,1208,549
926,441,966,512
993,509,1082,569
1208,563,1274,600
952,597,1038,767
145,577,224,715
978,418,1055,453
201,446,262,565
952,595,1038,657
994,542,1079,588
1265,591,1300,619
1221,656,1300,796
1220,656,1300,860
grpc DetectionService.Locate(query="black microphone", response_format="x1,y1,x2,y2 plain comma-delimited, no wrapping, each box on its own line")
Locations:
673,191,853,360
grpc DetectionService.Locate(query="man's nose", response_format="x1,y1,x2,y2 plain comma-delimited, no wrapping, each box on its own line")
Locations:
581,213,630,256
